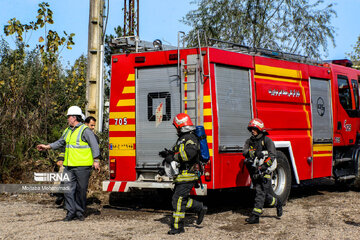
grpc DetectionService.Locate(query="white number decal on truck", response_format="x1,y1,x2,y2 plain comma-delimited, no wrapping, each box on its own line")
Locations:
115,118,128,125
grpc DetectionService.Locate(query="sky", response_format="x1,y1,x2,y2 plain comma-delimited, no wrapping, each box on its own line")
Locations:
0,0,360,66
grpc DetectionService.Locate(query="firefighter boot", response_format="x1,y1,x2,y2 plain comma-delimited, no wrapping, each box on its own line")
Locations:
245,214,259,224
168,227,185,235
168,217,185,235
276,199,283,217
196,205,208,225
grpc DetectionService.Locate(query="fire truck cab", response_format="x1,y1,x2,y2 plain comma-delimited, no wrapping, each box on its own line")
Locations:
103,36,360,203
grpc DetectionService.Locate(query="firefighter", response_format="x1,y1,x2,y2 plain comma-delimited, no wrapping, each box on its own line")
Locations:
243,118,283,224
161,113,208,235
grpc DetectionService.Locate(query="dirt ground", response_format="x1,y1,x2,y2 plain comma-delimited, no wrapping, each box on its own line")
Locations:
1,179,360,240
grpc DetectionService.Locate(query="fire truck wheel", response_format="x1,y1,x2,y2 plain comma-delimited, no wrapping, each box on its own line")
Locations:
271,151,292,203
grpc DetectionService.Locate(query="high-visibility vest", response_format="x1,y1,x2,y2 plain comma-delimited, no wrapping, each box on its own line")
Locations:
63,124,93,166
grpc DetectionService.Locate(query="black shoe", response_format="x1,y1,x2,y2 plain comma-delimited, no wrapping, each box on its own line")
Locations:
168,227,185,235
63,215,75,221
245,214,259,224
77,214,85,221
276,200,283,217
55,196,64,205
196,205,208,225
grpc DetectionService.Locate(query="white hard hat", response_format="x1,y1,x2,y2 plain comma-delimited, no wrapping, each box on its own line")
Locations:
67,106,83,116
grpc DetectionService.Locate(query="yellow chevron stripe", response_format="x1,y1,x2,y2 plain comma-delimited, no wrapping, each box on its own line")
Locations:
313,144,332,152
204,95,211,103
117,99,135,106
209,148,213,157
122,86,135,94
127,74,135,81
109,149,135,156
255,65,302,79
313,153,333,157
204,122,212,130
109,112,135,119
204,108,212,116
109,124,135,131
254,75,301,84
206,136,213,143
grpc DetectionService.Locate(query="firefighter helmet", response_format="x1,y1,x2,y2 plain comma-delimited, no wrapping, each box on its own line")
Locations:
173,113,195,133
247,118,265,132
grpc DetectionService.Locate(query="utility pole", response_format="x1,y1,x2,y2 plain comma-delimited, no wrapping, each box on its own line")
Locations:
86,0,104,131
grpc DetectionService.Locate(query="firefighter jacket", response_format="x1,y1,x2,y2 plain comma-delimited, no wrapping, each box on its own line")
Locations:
243,133,277,173
172,131,200,183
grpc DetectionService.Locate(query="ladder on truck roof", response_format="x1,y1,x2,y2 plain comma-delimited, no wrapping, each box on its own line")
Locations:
181,58,198,124
178,31,210,125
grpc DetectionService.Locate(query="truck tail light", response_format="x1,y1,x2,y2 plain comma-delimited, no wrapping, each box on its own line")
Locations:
204,162,211,182
135,56,145,63
110,158,116,179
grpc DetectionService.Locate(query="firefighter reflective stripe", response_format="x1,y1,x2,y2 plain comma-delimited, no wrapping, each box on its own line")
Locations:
264,174,271,179
173,212,185,218
185,140,195,146
264,157,272,166
174,171,198,182
179,144,188,161
186,199,193,208
253,208,263,214
57,152,65,162
173,196,185,229
270,197,276,207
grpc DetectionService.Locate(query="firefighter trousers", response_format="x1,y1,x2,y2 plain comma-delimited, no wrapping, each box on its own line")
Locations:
252,176,278,216
171,181,203,230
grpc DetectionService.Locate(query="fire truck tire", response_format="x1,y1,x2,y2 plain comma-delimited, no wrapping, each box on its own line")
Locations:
271,151,292,203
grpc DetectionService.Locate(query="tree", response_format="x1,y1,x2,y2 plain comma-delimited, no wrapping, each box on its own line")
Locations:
0,3,86,182
347,35,360,69
4,2,75,140
182,0,336,59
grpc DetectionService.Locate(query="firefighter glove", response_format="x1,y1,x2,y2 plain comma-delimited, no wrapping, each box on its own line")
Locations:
159,148,173,158
165,154,174,164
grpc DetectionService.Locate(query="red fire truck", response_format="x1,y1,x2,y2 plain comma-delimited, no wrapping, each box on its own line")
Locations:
103,36,360,202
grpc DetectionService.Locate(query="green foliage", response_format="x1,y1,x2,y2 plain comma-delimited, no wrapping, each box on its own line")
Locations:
104,25,123,68
182,0,336,59
0,3,86,182
347,35,360,69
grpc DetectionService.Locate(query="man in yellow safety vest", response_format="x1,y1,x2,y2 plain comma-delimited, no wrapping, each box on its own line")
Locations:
37,106,100,221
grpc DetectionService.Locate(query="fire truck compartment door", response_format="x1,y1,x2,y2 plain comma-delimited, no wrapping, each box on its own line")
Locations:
310,78,333,143
136,66,180,168
215,64,252,150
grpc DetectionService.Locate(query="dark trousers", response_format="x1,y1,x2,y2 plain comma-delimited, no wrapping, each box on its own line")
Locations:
252,177,277,215
171,182,203,230
63,166,92,217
